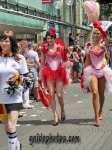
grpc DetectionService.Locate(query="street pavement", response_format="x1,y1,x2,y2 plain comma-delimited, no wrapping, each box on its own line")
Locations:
0,82,112,150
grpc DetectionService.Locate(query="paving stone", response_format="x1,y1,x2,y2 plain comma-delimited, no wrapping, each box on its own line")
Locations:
0,83,112,150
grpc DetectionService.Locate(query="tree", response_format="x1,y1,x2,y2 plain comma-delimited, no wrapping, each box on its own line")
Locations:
98,0,111,4
97,0,112,21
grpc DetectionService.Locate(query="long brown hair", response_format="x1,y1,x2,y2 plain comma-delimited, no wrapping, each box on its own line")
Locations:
0,30,20,61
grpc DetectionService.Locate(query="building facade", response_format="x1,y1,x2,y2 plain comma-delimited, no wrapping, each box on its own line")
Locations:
0,0,92,44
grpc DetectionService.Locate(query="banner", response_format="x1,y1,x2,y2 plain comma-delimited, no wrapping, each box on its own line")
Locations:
42,0,53,4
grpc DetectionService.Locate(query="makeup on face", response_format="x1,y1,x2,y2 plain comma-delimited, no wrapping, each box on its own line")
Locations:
0,37,11,52
93,32,100,35
47,36,55,46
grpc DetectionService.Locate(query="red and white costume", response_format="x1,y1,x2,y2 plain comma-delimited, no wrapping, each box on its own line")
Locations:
40,38,71,89
81,40,112,93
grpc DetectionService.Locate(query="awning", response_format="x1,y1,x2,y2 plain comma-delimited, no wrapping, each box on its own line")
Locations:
0,23,45,34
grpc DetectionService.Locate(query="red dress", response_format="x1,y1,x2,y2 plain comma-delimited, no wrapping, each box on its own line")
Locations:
41,38,71,88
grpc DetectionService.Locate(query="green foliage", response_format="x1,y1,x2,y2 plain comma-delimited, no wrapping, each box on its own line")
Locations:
97,0,111,4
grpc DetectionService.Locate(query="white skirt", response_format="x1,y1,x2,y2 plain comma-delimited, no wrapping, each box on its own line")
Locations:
82,65,112,93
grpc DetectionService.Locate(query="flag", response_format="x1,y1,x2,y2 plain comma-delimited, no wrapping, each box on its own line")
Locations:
90,21,112,31
0,104,8,119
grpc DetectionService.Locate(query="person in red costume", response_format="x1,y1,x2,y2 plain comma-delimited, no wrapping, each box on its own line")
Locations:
39,28,71,126
81,21,110,127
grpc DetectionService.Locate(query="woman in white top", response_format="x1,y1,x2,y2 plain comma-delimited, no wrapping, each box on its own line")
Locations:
0,31,28,150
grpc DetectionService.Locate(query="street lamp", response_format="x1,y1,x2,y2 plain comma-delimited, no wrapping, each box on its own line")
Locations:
53,1,62,9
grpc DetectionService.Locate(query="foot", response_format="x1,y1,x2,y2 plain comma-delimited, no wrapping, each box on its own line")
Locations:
98,111,103,120
73,80,78,83
94,121,100,127
61,111,66,121
77,79,81,82
34,98,40,102
53,115,59,126
94,116,100,127
26,105,34,109
18,113,23,118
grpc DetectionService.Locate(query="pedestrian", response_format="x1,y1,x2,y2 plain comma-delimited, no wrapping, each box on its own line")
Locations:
81,21,110,127
72,46,83,82
69,33,74,48
0,31,28,149
39,28,71,126
27,42,40,101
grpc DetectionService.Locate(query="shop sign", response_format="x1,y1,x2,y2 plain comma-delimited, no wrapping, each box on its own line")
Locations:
42,0,53,4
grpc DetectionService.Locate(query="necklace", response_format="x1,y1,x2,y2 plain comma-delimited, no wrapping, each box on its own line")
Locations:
0,52,13,67
0,51,13,57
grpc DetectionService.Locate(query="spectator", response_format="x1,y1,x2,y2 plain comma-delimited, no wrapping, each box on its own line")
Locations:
72,46,83,82
75,33,80,45
109,44,112,69
27,42,40,101
69,33,74,47
18,40,34,109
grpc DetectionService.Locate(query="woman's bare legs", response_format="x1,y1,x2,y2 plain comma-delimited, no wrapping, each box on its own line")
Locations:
90,76,99,124
3,111,20,150
98,77,106,118
46,79,58,124
55,81,65,119
73,71,78,82
3,111,19,133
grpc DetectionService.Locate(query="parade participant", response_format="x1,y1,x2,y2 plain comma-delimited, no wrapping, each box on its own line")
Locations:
0,31,28,149
82,24,109,127
81,0,111,127
39,28,71,126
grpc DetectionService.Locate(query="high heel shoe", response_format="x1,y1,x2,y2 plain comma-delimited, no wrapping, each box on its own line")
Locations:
53,116,59,126
61,116,66,121
99,116,103,120
94,118,100,127
98,111,103,120
94,121,100,127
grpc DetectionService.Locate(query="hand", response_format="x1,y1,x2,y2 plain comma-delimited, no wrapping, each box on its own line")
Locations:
93,22,102,29
93,22,108,37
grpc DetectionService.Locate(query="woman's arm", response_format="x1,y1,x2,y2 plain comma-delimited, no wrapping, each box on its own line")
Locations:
80,56,84,65
104,36,109,48
73,52,80,60
83,54,90,69
40,52,45,70
105,50,110,64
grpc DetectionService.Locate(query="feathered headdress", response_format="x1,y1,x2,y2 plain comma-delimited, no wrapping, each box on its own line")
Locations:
82,0,100,24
